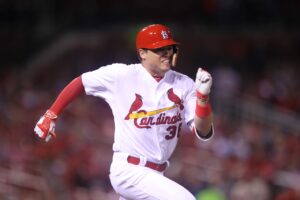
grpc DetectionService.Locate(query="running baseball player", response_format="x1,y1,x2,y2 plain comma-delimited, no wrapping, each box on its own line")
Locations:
34,24,214,200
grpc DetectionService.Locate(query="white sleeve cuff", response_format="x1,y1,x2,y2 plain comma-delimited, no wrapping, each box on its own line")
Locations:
194,124,214,141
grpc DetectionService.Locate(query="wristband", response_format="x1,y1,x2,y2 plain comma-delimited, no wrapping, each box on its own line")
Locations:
45,110,58,119
195,102,211,117
196,91,209,103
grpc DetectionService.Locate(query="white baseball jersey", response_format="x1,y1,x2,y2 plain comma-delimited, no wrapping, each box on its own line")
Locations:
82,63,207,163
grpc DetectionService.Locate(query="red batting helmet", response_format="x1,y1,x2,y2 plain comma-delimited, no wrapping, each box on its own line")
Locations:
136,24,179,50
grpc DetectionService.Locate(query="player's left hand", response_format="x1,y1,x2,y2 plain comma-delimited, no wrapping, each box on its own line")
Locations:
195,67,212,99
34,110,57,142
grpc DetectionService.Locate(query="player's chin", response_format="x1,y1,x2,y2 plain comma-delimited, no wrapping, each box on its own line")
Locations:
160,65,171,73
161,62,172,70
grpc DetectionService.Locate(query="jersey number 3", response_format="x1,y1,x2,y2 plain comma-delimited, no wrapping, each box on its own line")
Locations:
165,123,182,140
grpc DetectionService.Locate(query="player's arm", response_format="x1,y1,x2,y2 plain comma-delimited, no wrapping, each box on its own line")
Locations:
193,68,213,139
34,76,84,142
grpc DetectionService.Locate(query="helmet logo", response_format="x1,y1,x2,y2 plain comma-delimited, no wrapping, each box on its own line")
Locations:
161,30,169,39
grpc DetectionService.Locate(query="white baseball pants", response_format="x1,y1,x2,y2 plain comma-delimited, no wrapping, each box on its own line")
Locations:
109,152,196,200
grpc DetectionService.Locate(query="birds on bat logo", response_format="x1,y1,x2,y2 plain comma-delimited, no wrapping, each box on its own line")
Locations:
167,88,184,110
124,93,143,120
124,88,183,121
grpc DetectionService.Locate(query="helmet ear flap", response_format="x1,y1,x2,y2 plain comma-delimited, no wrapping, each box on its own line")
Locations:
173,45,178,54
172,45,179,67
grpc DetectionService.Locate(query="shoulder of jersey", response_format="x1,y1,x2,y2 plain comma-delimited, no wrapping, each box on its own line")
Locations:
107,63,128,68
103,63,141,78
108,63,140,70
170,70,194,83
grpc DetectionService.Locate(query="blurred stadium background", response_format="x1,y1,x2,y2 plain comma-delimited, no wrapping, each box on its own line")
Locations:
0,0,299,199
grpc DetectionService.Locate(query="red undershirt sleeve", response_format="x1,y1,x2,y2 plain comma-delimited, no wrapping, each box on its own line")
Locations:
49,76,84,116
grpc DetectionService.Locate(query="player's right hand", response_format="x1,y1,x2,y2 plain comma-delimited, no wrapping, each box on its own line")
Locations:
34,110,57,142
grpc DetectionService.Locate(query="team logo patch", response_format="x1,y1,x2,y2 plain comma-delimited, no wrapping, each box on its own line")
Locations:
161,30,169,39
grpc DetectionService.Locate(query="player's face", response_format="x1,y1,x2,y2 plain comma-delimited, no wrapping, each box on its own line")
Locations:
140,45,175,76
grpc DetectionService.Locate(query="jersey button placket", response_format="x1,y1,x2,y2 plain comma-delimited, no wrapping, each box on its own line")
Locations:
157,88,170,162
154,84,164,159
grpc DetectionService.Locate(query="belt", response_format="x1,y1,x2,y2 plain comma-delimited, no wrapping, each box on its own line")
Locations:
127,156,167,172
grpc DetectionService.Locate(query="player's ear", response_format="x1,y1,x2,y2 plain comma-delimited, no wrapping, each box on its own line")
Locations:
138,49,147,60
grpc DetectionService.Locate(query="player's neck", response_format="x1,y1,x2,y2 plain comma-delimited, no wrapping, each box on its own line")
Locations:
148,71,164,82
141,63,167,81
152,74,163,82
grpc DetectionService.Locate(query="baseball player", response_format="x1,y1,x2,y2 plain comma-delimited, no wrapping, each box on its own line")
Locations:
34,24,214,200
